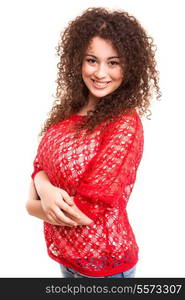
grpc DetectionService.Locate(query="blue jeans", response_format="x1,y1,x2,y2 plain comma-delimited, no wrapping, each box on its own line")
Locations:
60,264,136,278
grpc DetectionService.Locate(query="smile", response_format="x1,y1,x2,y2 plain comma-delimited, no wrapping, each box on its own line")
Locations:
91,79,111,89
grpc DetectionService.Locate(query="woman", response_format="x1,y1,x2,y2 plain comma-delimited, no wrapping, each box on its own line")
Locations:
26,7,161,278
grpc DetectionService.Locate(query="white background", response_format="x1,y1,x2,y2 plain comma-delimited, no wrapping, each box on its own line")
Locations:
0,0,184,277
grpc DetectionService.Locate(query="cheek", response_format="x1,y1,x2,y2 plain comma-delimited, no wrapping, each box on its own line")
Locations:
82,63,92,77
111,73,122,82
114,68,124,82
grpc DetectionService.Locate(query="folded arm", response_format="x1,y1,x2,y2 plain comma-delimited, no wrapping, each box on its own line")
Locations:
72,112,140,221
25,179,61,225
28,171,93,226
30,111,142,224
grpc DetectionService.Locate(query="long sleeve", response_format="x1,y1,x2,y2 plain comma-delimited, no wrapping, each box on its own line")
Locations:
31,153,43,180
31,135,46,180
73,112,143,221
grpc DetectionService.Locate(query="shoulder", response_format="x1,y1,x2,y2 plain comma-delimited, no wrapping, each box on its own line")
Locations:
108,109,140,132
37,121,62,145
101,109,144,144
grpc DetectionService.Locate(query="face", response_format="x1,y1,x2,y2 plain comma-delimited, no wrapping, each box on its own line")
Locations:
82,36,124,103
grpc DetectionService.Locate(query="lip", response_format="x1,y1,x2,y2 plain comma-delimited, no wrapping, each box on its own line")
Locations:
91,79,111,89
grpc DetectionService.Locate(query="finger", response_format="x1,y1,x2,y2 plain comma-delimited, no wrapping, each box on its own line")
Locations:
47,213,61,225
48,212,74,227
60,191,74,206
49,209,75,226
56,200,80,219
47,206,71,226
54,207,78,226
47,216,71,227
64,211,77,221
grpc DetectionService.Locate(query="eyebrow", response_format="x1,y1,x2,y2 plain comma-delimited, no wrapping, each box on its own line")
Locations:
85,54,120,59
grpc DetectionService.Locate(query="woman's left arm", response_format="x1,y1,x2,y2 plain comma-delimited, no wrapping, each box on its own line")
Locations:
27,175,93,226
72,112,144,221
26,179,66,225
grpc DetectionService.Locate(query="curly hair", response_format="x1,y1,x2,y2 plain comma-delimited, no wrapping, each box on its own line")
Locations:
39,7,161,139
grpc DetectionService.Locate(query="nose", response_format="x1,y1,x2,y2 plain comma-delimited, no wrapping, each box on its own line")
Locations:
94,63,107,79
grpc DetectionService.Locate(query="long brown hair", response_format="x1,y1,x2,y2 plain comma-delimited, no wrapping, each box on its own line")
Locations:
39,7,161,139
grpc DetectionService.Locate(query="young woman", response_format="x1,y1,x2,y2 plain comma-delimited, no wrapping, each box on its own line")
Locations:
26,7,161,278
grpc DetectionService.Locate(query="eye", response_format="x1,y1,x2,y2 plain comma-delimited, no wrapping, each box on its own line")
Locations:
109,61,119,66
86,58,96,64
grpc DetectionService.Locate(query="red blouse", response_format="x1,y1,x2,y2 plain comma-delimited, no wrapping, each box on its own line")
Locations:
31,109,144,277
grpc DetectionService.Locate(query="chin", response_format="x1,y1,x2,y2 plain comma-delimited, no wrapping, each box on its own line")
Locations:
90,90,110,98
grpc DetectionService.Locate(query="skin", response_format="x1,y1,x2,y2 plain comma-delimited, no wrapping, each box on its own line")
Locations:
26,179,62,226
26,172,93,226
26,36,124,226
82,36,124,110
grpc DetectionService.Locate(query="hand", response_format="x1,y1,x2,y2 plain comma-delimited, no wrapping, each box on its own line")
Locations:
26,180,82,227
39,183,93,227
65,196,93,226
34,171,93,227
39,183,80,226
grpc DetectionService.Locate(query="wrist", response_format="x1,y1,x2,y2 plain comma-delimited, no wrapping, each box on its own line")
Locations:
34,171,53,198
38,181,53,199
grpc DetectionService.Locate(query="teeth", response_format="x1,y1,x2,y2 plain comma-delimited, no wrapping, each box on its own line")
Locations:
93,80,109,87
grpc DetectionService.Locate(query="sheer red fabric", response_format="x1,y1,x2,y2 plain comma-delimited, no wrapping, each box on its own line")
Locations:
31,109,144,276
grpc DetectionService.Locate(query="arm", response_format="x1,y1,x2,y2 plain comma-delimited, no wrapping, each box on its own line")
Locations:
31,111,143,224
72,112,143,221
26,179,91,226
33,171,93,226
31,134,93,226
25,179,62,225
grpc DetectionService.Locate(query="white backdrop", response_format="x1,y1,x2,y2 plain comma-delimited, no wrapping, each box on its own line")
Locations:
0,0,184,277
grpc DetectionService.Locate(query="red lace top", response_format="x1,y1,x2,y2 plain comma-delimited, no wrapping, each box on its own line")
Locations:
31,109,144,277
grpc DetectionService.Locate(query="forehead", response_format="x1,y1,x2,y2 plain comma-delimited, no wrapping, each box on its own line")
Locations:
86,36,119,57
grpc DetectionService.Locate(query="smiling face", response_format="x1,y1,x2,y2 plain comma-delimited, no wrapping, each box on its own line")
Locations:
82,36,124,104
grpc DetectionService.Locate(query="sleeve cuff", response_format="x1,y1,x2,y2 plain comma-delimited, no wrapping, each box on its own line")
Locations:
31,168,42,181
